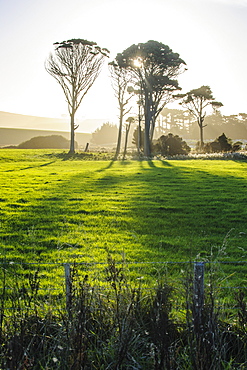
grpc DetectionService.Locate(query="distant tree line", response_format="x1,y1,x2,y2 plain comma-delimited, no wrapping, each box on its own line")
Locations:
157,109,247,141
91,113,247,155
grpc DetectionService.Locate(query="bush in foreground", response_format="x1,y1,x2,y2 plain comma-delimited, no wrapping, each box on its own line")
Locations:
1,256,247,369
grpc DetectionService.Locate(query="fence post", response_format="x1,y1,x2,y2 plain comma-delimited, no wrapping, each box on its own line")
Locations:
193,262,205,331
64,263,72,314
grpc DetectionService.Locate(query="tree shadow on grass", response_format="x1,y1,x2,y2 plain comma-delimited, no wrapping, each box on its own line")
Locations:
21,161,56,170
147,159,173,168
1,159,247,307
96,160,115,172
4,161,56,172
1,159,247,267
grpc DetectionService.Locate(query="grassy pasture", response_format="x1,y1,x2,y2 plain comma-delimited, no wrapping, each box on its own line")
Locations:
0,149,247,293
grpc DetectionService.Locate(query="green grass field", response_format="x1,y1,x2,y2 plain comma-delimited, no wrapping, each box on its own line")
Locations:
0,149,247,291
2,149,247,370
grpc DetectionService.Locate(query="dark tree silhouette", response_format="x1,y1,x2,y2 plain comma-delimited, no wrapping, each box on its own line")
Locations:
153,133,191,156
45,39,109,154
204,133,234,153
114,40,186,156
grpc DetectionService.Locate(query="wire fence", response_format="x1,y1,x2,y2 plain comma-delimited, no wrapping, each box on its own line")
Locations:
0,259,247,320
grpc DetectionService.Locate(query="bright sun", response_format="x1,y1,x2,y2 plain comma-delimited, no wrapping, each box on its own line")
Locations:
133,57,142,68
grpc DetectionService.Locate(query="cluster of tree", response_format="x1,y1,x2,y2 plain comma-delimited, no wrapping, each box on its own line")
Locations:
203,133,243,153
17,135,74,149
109,40,187,157
46,38,225,156
46,39,188,156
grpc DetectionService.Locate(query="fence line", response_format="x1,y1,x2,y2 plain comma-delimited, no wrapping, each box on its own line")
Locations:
2,259,247,265
0,260,246,319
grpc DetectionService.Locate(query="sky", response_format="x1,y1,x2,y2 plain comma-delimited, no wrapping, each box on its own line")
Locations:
0,0,247,133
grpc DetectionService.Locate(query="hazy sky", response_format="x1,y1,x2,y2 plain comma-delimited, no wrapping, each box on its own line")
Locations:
0,0,247,132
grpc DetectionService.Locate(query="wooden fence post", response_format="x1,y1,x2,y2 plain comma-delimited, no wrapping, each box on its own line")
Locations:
64,263,72,314
193,262,205,330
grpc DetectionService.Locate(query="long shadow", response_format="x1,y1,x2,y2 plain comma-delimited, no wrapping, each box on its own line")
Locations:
5,161,56,172
96,160,115,172
1,159,247,270
147,159,172,168
21,161,56,170
159,159,173,167
97,159,135,172
147,160,156,168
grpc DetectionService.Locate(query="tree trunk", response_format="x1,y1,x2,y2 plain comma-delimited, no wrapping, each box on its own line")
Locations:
115,109,123,159
69,112,75,154
123,125,130,159
137,104,142,154
198,98,204,151
144,120,150,156
144,91,151,157
150,115,155,141
138,121,142,154
198,117,204,151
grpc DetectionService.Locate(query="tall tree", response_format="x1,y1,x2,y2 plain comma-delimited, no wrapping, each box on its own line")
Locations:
176,86,223,150
114,40,186,156
109,62,134,159
46,39,109,154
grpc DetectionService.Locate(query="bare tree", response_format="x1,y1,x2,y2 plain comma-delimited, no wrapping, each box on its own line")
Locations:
109,62,134,159
46,39,109,154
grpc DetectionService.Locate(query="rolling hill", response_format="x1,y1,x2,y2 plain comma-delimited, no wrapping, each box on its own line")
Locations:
0,111,104,147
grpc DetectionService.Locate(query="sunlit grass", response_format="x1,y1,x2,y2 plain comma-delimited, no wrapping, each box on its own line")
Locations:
0,149,247,290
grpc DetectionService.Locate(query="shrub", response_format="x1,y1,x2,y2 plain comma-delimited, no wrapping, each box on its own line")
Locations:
1,257,247,368
18,135,76,149
203,133,242,153
152,133,191,156
232,141,243,152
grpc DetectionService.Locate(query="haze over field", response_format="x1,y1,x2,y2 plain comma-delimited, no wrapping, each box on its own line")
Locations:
0,0,247,133
0,111,105,133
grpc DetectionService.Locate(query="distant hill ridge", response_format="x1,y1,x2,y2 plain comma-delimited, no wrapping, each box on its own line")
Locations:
0,127,91,147
0,111,69,130
0,111,105,131
0,111,102,147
